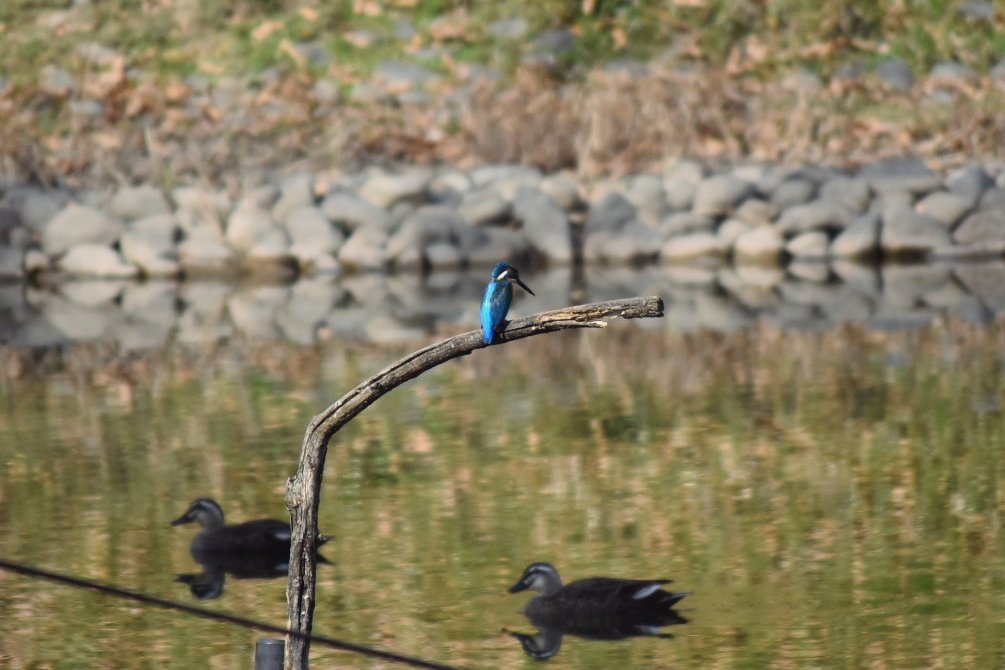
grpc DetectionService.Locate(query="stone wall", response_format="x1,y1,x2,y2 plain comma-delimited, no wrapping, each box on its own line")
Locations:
2,157,1004,281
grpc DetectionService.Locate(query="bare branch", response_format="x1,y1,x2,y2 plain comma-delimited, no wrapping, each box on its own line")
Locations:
284,295,663,669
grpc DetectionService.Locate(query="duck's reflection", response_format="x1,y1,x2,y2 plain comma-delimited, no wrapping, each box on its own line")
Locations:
171,498,330,599
507,562,689,660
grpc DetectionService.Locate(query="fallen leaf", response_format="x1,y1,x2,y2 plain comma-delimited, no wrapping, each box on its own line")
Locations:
165,81,190,103
252,20,284,42
353,0,383,17
279,38,308,69
298,7,319,21
199,60,224,76
612,27,627,51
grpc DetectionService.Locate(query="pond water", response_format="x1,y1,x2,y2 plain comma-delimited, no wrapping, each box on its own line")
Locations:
1,266,1005,669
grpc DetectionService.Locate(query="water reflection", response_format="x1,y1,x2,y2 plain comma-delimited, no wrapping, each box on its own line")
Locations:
3,289,1005,667
6,260,1005,351
171,498,330,600
507,562,689,660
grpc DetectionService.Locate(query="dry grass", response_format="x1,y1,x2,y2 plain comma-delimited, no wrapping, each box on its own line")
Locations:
5,59,1005,188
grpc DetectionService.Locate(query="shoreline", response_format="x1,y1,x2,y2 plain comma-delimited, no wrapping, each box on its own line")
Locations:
2,156,1005,284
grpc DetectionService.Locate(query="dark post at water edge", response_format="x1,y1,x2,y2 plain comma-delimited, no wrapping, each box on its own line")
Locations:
281,296,665,669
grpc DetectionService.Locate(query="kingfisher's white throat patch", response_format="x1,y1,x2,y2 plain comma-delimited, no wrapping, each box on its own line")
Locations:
495,268,510,281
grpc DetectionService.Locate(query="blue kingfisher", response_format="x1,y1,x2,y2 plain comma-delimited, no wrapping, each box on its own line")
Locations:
481,262,534,344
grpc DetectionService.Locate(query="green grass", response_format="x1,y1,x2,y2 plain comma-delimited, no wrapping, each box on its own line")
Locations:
1,0,998,90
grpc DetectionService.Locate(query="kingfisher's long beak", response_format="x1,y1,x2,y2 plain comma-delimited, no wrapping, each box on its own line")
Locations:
514,278,535,296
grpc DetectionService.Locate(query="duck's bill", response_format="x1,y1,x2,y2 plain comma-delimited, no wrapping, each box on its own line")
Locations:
508,580,530,593
515,278,535,296
170,514,193,526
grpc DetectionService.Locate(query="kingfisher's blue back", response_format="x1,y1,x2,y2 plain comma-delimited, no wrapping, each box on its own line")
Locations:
481,278,513,344
480,262,534,345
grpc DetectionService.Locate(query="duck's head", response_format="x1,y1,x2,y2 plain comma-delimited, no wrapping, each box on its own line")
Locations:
171,498,225,529
491,262,535,296
508,562,562,597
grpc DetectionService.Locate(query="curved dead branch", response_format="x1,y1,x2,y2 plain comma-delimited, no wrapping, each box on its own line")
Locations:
284,295,664,669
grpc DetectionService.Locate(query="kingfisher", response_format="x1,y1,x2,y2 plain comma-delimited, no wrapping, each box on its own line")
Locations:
481,261,535,344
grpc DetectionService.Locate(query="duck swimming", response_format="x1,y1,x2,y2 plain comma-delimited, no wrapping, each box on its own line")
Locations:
508,562,688,622
171,497,329,556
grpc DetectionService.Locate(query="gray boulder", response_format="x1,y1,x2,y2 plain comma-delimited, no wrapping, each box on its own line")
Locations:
770,179,816,208
663,160,704,210
915,191,973,226
271,173,317,223
321,191,392,231
819,176,871,213
585,191,636,232
829,214,880,259
386,206,458,263
660,232,722,260
626,174,667,226
172,186,232,218
785,231,830,259
226,203,289,255
338,226,390,270
177,230,237,273
775,200,854,234
285,206,344,253
858,156,941,194
425,242,463,269
358,169,430,209
513,187,572,263
662,212,714,235
16,189,69,231
733,226,784,262
108,185,171,221
129,214,178,248
595,221,663,263
716,218,753,249
120,230,179,276
0,248,23,279
978,187,1005,211
693,175,752,215
459,189,511,226
946,166,992,205
733,199,779,226
539,173,584,210
881,205,951,257
43,203,123,256
953,208,1005,248
58,244,138,277
467,227,533,266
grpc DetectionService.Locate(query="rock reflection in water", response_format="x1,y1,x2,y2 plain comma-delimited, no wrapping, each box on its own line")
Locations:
507,562,689,660
6,261,1005,351
171,498,330,599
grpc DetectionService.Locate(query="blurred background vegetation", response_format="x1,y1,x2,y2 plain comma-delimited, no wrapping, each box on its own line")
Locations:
2,0,1001,82
1,0,1002,184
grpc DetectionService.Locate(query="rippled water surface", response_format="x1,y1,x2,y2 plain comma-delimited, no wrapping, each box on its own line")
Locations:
2,271,1005,669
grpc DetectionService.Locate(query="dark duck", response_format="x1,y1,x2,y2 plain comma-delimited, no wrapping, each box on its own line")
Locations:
508,562,688,639
171,498,330,598
480,261,534,344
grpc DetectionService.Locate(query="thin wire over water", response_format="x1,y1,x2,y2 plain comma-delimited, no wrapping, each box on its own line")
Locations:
0,557,465,670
